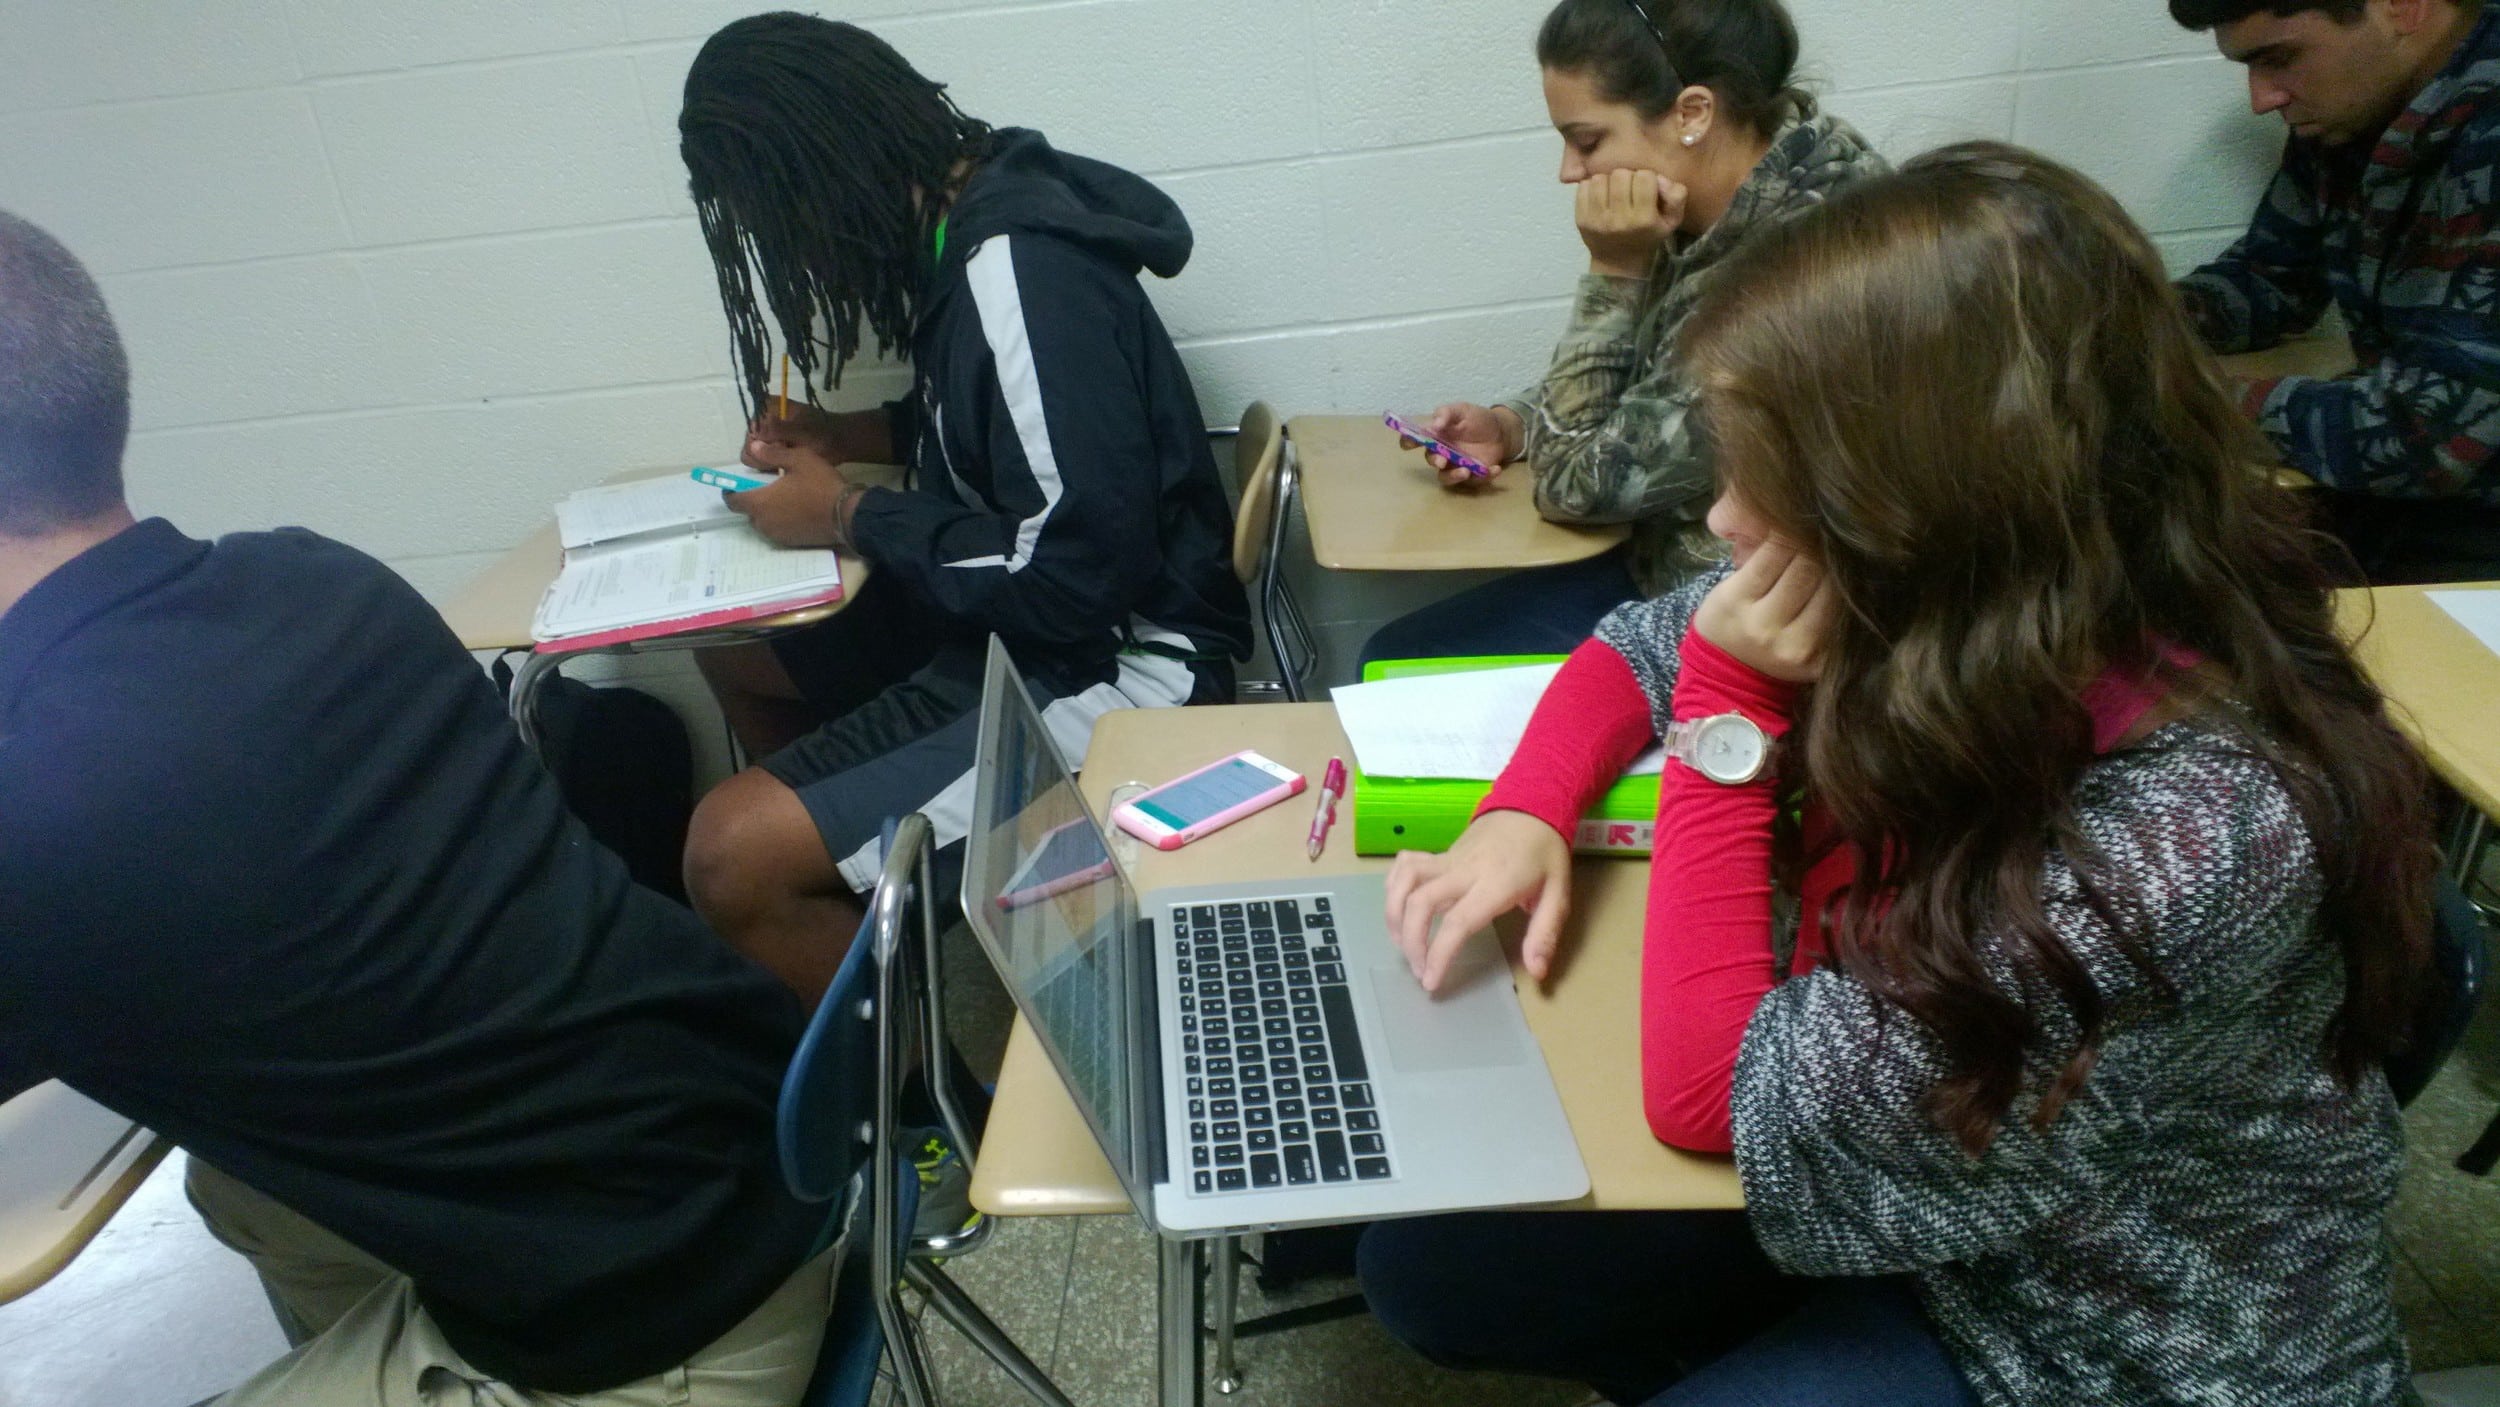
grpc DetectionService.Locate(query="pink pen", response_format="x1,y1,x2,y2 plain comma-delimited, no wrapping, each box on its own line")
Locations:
1306,756,1347,861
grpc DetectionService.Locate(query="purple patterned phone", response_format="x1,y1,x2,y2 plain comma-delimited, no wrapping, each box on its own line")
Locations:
1383,411,1492,479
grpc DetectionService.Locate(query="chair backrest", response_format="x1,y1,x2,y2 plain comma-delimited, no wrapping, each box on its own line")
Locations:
1230,401,1284,587
777,815,944,1407
2390,874,2493,1107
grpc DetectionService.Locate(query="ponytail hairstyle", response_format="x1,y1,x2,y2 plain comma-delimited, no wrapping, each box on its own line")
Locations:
1678,142,2438,1155
1536,0,1812,133
678,12,993,413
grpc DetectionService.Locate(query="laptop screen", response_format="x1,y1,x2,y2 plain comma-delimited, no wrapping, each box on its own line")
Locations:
962,638,1149,1201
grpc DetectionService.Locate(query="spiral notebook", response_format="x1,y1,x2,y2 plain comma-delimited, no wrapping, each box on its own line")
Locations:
529,473,843,651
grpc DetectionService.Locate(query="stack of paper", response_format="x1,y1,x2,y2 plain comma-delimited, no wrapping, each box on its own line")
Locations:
1330,664,1665,780
531,474,843,648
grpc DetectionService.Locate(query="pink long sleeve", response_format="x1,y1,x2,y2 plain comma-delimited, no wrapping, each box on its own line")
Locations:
1478,639,1658,838
1643,628,1802,1153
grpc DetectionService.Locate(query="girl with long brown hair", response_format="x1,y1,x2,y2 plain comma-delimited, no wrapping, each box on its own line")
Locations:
1359,143,2437,1406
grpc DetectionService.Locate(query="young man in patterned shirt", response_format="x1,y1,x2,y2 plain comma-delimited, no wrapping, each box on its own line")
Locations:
2173,0,2500,582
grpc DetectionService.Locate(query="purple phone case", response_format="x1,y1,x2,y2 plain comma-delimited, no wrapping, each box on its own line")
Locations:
1383,411,1491,478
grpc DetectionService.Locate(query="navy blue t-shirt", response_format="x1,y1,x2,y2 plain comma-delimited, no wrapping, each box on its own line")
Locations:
0,520,822,1391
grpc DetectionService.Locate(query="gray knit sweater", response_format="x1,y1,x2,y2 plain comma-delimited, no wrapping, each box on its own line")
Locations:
1597,577,2417,1407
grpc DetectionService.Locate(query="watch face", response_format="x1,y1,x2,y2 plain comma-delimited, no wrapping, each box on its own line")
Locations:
1693,715,1767,784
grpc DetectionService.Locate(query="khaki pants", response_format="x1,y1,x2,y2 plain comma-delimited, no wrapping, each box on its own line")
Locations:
186,1159,838,1406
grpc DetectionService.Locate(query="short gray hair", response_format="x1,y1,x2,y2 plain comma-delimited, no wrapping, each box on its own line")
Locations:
0,210,128,535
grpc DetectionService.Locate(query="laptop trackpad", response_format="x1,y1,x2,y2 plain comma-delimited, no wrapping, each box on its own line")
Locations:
1365,945,1529,1073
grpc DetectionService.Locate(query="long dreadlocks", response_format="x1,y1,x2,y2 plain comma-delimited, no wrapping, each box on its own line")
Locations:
678,13,992,413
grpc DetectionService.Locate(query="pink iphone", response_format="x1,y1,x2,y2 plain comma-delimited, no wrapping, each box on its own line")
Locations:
1383,411,1492,479
1110,749,1306,851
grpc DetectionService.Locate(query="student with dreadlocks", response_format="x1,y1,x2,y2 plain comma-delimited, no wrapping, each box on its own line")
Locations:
676,13,1250,1007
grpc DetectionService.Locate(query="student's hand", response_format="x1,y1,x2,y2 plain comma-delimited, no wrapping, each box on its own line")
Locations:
1399,403,1521,486
1692,540,1838,683
1576,169,1685,279
1384,809,1573,993
743,404,847,470
722,444,855,549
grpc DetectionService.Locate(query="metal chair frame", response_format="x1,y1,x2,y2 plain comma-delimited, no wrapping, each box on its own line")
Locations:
795,814,1076,1407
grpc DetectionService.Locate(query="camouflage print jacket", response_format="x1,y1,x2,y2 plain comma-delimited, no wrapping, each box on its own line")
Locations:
1500,109,1887,596
2179,3,2500,503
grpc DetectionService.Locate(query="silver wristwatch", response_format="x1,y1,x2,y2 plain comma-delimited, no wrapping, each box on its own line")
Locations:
1664,712,1777,785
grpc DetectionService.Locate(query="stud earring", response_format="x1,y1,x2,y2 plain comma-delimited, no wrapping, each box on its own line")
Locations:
1682,133,1699,146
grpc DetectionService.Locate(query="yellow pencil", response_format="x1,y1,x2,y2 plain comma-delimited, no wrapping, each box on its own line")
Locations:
776,354,791,423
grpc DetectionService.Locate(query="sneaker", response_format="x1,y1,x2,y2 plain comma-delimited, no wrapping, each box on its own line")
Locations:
908,1127,983,1243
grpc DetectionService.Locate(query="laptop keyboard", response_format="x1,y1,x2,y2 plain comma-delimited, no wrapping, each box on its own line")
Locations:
1172,895,1395,1195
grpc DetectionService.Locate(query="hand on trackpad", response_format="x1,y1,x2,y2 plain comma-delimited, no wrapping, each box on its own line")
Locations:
1365,940,1531,1073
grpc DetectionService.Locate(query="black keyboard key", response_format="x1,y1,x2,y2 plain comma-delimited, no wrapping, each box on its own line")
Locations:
1351,1133,1386,1156
1193,905,1216,925
1269,1055,1297,1077
1185,1056,1202,1075
1284,1145,1318,1185
1318,987,1369,1079
1248,901,1271,925
1188,1098,1205,1119
1254,962,1281,981
1206,1057,1232,1077
1295,1024,1323,1044
1299,1043,1328,1064
1215,1145,1245,1166
1251,1153,1282,1188
1210,1099,1237,1119
1356,1157,1392,1180
1313,1107,1341,1129
1195,1171,1213,1193
1277,905,1303,937
1311,896,1330,914
1308,1085,1335,1107
1210,1077,1236,1098
1315,962,1347,985
1315,1129,1352,1181
1341,1081,1376,1109
1213,1121,1241,1141
1220,902,1244,918
1280,1121,1309,1141
1218,1168,1247,1191
1193,1146,1210,1167
1190,1121,1206,1142
1313,945,1341,963
1348,1109,1379,1132
1274,1077,1301,1098
1248,1128,1277,1151
1257,979,1284,1000
1306,1064,1332,1084
1246,1109,1272,1129
1278,1098,1305,1119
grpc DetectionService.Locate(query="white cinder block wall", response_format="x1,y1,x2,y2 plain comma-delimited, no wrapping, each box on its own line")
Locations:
2,0,2283,758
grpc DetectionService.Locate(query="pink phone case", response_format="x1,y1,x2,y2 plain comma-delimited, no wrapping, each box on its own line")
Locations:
1383,411,1491,478
1111,750,1307,851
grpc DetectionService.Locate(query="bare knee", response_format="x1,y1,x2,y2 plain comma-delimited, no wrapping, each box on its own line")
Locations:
685,769,820,930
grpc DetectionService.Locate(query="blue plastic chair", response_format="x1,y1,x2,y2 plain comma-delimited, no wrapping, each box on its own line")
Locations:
775,813,1074,1407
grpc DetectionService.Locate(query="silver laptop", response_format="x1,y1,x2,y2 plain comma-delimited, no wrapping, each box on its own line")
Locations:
962,637,1587,1236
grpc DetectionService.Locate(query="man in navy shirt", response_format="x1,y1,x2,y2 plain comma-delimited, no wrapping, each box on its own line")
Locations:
0,212,831,1403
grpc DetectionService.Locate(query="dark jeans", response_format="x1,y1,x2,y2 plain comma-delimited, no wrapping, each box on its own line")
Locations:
1357,1211,1978,1407
1357,547,1640,671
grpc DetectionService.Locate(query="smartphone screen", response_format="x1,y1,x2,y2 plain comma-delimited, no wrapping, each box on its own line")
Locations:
1132,757,1287,831
1383,412,1488,476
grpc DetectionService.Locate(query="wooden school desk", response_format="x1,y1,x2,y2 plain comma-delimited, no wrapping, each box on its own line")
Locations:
0,1082,170,1305
1282,415,1628,572
435,465,897,749
969,702,1740,1407
2338,581,2500,872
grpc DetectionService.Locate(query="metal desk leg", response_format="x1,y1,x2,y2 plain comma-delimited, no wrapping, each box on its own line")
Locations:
506,650,564,755
2448,807,2491,888
1211,1233,1243,1393
1159,1234,1205,1407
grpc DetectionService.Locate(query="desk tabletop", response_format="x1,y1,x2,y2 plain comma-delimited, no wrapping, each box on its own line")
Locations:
2339,581,2500,821
969,702,1743,1219
435,465,897,654
1285,415,1629,573
0,1083,169,1305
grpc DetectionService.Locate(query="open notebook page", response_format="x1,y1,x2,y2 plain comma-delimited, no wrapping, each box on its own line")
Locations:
533,523,839,640
555,473,742,550
1331,664,1667,781
2431,588,2500,659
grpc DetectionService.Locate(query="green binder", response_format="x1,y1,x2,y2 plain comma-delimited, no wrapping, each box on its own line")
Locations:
1349,654,1660,856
